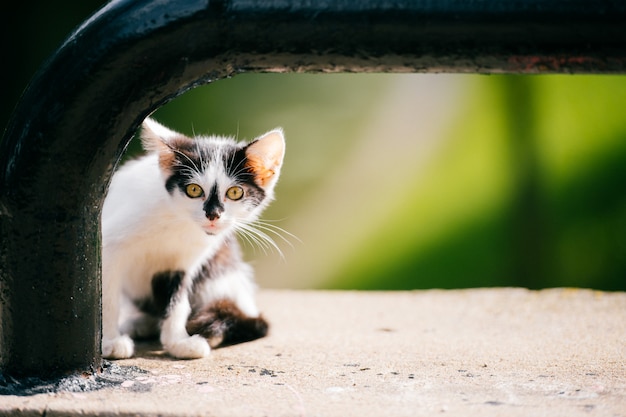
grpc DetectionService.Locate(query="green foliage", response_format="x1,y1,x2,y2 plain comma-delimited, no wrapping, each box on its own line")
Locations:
331,75,626,290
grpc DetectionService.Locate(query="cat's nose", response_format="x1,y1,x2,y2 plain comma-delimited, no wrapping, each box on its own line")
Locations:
206,211,221,221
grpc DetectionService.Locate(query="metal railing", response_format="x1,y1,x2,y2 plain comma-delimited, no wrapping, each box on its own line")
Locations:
1,0,625,379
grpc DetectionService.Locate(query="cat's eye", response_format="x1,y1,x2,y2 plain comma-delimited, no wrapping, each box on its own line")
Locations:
185,183,204,198
226,186,244,201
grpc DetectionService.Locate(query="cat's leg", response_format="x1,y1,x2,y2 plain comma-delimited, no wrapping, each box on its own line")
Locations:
122,314,160,339
161,296,211,358
119,298,160,340
101,272,134,359
157,271,210,359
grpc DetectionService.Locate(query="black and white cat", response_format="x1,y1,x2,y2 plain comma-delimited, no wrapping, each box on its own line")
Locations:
101,118,285,359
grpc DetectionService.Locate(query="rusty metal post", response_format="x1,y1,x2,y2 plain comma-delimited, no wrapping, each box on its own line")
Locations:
1,0,625,379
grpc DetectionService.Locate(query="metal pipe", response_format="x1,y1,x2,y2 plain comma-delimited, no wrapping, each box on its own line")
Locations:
1,0,625,378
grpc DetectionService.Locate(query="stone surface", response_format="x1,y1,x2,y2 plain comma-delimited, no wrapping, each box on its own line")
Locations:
1,288,625,416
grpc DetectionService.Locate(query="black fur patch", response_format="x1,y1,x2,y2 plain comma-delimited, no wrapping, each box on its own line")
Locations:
203,183,224,219
229,146,267,203
165,160,200,195
186,299,269,348
162,139,208,195
136,270,184,317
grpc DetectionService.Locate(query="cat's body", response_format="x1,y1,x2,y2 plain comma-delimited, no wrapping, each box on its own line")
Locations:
102,118,284,359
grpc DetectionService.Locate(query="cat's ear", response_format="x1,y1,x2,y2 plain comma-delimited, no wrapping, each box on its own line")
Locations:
245,128,285,188
141,118,190,172
140,117,181,153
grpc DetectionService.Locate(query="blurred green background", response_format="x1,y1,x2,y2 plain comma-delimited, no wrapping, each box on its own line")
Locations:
3,2,626,291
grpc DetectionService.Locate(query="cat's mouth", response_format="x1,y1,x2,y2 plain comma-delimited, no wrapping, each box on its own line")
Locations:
203,221,223,235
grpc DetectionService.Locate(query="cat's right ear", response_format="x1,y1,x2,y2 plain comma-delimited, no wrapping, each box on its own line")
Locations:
141,118,184,172
140,117,180,153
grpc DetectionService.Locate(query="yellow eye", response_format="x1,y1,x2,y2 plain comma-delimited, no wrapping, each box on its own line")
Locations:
185,183,204,198
226,186,244,201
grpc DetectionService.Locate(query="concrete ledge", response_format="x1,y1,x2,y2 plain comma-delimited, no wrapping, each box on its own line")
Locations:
1,288,625,416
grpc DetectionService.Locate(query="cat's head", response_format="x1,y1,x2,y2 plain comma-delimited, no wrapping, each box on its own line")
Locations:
140,117,285,237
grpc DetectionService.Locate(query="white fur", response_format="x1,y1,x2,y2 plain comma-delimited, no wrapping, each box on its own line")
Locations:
101,121,284,359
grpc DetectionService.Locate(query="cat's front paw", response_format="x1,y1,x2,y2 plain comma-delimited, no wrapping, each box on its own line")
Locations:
102,335,134,359
164,334,210,359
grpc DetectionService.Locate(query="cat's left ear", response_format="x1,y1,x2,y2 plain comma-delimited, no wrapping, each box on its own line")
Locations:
245,128,285,188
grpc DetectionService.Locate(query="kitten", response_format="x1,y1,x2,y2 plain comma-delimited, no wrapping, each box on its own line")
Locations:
101,118,285,359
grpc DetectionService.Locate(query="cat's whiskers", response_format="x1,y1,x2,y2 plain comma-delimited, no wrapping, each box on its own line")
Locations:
233,220,296,261
249,219,300,248
234,224,275,257
230,222,260,251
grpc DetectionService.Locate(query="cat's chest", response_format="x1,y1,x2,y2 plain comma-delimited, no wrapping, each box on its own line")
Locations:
117,221,220,298
134,218,216,268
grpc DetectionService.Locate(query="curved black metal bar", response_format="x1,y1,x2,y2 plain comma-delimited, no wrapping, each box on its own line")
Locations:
0,0,625,378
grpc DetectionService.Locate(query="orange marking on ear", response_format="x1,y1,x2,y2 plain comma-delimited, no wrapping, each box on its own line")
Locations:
246,157,275,187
